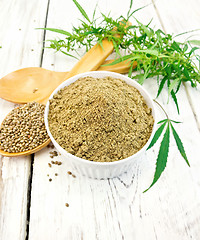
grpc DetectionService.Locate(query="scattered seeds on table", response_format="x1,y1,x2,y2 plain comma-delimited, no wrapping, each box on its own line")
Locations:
47,142,55,149
72,174,76,178
49,150,58,158
0,102,49,153
49,178,52,182
65,203,69,207
54,151,58,156
67,171,72,175
55,173,58,176
48,163,52,168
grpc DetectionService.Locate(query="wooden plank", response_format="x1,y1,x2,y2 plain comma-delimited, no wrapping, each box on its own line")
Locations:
153,0,200,129
27,1,175,240
28,0,200,240
144,0,200,239
0,0,49,239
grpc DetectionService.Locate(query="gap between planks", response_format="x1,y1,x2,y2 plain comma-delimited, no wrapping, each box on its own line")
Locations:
25,155,34,240
152,0,200,133
25,0,51,239
40,0,51,68
151,0,166,33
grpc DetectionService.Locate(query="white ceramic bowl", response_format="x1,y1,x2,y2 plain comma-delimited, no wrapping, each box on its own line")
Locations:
45,71,156,179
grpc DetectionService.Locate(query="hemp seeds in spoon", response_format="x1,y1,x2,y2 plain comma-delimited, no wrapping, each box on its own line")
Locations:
0,102,49,153
48,76,154,162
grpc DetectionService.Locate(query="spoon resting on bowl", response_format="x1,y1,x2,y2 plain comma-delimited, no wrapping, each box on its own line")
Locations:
0,38,136,157
0,51,135,105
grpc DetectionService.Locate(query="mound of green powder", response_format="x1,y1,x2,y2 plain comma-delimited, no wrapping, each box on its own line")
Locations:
48,76,154,162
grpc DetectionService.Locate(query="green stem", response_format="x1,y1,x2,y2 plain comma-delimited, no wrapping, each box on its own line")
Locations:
153,99,169,119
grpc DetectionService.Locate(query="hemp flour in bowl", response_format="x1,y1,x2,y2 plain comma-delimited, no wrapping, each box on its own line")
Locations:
45,71,156,179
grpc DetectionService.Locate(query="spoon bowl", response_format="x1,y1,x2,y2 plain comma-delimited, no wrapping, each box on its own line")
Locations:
0,59,133,104
0,104,51,157
0,36,135,157
0,138,51,157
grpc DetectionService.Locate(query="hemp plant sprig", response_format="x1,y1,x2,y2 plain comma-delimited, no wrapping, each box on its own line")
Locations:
144,101,190,192
41,0,197,190
43,0,200,114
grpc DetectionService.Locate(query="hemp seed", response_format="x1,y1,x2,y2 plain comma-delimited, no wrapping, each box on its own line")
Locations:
0,102,49,153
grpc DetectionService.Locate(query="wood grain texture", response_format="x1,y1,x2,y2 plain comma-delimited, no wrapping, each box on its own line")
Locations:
29,0,200,240
0,0,200,239
0,0,49,239
153,0,200,129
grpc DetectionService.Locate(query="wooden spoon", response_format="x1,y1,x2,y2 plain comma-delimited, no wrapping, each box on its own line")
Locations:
0,139,51,157
0,36,136,156
0,58,136,157
0,105,51,157
0,58,134,104
0,21,134,104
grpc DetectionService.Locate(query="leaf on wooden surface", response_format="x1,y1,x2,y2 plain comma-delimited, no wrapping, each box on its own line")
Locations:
168,78,180,95
170,90,180,114
156,76,167,98
60,50,79,60
188,40,200,46
188,46,199,57
37,28,71,36
72,0,91,23
147,120,167,150
144,123,170,192
170,120,182,124
127,0,133,18
174,29,200,38
170,122,190,167
127,4,151,20
157,119,168,124
44,0,200,116
92,2,98,21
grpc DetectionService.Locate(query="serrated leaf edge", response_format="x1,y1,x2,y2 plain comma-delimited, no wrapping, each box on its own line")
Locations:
144,123,170,192
147,121,167,150
170,122,190,167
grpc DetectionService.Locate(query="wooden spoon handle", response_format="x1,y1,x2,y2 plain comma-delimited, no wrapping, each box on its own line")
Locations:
64,39,114,79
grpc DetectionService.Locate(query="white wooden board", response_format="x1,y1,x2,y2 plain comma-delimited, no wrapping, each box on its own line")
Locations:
0,0,49,239
0,0,200,239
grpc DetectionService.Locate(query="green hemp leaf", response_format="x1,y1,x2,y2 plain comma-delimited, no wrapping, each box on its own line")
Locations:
39,0,194,190
144,119,190,192
42,0,200,114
